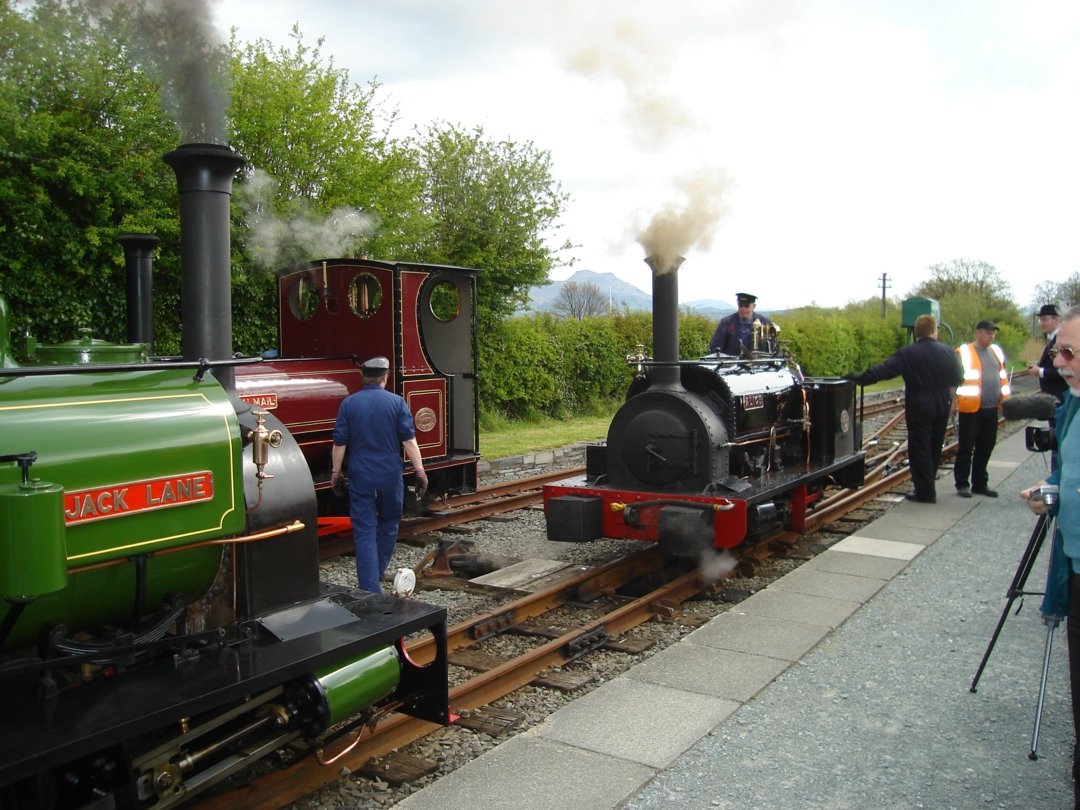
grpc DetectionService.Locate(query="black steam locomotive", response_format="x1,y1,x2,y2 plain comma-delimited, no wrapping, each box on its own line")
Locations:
0,144,464,808
544,255,865,554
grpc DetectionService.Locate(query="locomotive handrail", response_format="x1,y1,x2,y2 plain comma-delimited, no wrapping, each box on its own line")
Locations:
0,355,264,377
67,520,306,575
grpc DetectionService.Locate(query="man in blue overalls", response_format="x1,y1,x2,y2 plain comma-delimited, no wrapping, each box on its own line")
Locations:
331,357,427,592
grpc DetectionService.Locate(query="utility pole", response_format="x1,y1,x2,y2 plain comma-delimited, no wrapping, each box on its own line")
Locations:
879,272,891,317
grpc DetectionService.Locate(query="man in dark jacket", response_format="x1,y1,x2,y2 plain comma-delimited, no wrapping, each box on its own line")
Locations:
708,292,778,356
1028,304,1068,403
853,314,963,503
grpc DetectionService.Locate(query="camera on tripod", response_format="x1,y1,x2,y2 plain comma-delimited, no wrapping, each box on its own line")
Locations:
1025,426,1055,454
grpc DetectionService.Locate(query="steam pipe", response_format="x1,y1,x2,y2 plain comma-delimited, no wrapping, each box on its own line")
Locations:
643,255,685,390
162,143,246,391
117,233,160,348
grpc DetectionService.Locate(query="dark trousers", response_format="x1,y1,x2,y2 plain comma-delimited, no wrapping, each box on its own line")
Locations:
347,475,404,593
1069,573,1080,778
954,408,999,491
905,391,950,500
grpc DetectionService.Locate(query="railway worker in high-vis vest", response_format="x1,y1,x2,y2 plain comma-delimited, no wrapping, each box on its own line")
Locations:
953,320,1010,498
331,357,428,592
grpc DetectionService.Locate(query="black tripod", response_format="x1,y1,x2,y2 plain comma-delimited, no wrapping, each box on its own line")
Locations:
970,511,1058,759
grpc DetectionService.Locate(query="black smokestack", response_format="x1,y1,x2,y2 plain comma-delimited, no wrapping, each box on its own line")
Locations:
162,143,245,389
644,254,685,390
118,232,160,347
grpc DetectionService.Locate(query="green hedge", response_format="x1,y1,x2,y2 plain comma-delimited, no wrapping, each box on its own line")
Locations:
477,309,914,418
478,311,720,419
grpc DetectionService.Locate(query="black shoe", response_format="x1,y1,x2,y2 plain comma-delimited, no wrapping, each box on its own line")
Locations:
972,487,998,498
956,487,972,498
906,493,936,504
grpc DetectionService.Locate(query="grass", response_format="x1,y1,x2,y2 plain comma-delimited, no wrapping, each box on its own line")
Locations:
480,411,617,460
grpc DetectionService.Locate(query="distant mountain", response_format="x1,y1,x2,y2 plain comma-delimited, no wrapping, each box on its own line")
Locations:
522,270,738,320
682,299,737,320
523,270,650,313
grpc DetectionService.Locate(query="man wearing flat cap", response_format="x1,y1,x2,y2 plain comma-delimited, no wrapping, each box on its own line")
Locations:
708,292,778,356
331,356,428,592
954,320,1010,498
1027,304,1068,402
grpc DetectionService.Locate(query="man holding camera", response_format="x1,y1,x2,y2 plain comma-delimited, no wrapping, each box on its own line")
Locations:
1021,304,1080,798
954,320,1010,498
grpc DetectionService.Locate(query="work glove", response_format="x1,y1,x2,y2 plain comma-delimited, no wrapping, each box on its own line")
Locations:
330,470,348,498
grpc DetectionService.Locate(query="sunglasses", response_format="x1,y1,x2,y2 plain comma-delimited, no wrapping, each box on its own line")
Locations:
1050,345,1078,361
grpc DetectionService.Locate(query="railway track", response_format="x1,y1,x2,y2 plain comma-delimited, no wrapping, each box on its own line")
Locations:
317,467,586,559
317,393,908,561
196,398,924,809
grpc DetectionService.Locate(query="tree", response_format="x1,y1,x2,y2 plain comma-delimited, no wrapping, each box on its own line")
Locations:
410,123,570,335
225,28,426,353
911,259,1022,345
553,281,607,320
228,28,424,263
1032,273,1080,314
0,0,179,351
914,259,1013,304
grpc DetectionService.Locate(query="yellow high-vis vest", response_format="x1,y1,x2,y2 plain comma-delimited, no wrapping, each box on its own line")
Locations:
955,342,1010,413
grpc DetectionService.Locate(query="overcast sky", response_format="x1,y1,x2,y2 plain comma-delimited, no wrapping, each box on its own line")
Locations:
214,0,1080,310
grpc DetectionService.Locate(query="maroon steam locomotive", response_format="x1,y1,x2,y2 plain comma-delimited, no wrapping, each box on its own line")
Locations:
235,255,481,529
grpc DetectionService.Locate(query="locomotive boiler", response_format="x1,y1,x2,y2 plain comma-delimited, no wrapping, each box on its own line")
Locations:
544,255,865,555
0,144,450,809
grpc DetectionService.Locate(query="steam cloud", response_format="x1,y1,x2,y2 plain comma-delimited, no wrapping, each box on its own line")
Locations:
698,547,738,586
237,170,378,271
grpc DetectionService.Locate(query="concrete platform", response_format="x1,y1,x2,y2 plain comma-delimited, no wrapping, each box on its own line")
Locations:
395,427,1073,809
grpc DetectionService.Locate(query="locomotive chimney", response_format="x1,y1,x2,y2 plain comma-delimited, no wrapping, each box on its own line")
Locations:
162,143,246,390
117,233,160,349
644,254,685,390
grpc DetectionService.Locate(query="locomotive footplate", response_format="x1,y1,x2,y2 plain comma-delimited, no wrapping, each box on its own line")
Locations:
0,592,449,789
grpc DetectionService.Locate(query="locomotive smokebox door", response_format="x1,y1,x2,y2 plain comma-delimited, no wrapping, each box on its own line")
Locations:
546,495,603,542
804,378,856,462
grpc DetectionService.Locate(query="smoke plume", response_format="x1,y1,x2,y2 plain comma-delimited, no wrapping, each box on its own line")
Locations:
562,18,697,153
560,14,731,273
636,167,732,274
90,0,230,143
